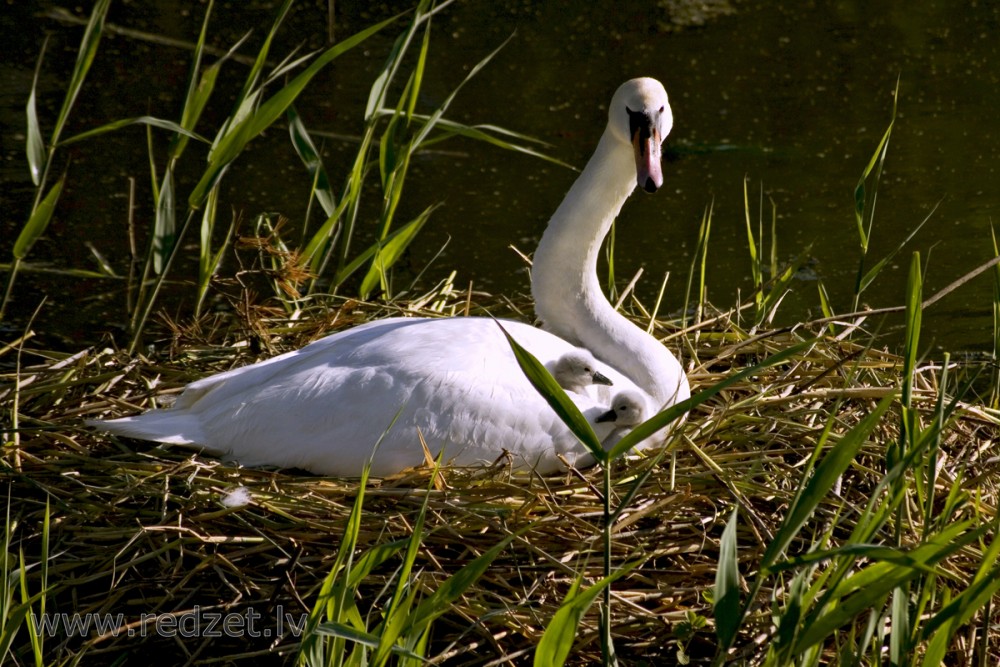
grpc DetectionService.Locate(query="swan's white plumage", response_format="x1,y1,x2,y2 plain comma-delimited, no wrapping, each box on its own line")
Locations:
595,389,648,451
549,349,612,394
89,77,690,476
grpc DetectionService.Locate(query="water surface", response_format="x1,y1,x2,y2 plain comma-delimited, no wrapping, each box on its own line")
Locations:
1,1,998,354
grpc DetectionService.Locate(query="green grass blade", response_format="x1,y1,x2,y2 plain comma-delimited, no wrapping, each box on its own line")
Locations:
714,507,741,649
902,252,923,408
190,13,399,208
499,323,604,461
0,601,30,662
364,28,406,123
758,252,812,326
889,583,909,665
49,0,110,146
919,519,1000,665
534,561,640,667
331,209,425,290
372,455,440,666
58,115,209,147
302,195,352,272
195,185,231,316
358,206,434,299
767,541,950,576
25,39,48,186
298,460,374,666
991,225,1000,406
381,114,573,170
232,0,292,109
409,38,511,153
793,525,981,655
152,170,176,275
168,0,216,160
920,568,1000,667
406,16,432,121
816,281,836,336
170,63,220,160
17,551,42,667
288,105,337,217
345,540,410,593
857,204,934,297
682,203,712,329
247,15,401,142
312,622,425,661
609,338,817,461
14,175,64,261
743,177,762,309
404,530,522,637
761,394,895,570
853,80,898,253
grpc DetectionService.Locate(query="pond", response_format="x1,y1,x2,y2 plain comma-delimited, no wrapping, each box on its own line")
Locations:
2,0,998,355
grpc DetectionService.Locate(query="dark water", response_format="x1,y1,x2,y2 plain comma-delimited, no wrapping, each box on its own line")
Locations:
2,1,999,355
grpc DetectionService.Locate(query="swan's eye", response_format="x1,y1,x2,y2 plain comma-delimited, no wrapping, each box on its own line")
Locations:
659,105,665,114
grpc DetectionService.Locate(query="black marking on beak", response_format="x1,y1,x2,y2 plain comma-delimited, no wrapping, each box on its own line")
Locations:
627,107,653,151
592,370,613,386
595,408,617,424
626,106,663,193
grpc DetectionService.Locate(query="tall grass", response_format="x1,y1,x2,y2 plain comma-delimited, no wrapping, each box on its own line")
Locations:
295,449,523,666
2,0,559,356
502,323,818,666
3,6,1000,665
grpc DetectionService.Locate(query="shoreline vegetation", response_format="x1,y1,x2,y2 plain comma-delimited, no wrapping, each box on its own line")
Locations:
3,1,1000,665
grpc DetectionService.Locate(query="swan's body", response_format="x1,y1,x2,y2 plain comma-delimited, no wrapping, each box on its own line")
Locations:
549,349,613,394
90,78,690,476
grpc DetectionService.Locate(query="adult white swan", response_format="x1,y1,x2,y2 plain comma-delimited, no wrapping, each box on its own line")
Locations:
90,78,690,475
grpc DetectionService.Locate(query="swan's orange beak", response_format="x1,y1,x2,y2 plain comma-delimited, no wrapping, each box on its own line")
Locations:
632,120,663,193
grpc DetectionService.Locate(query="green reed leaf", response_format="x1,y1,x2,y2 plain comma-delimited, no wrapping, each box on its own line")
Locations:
59,116,209,147
762,394,895,570
50,0,110,146
14,176,64,261
499,322,604,461
152,170,176,275
714,507,741,649
359,206,432,300
189,13,399,208
609,338,817,461
25,40,48,186
288,105,336,217
534,561,639,667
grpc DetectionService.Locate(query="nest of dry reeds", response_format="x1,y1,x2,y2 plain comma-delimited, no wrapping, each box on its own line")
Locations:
3,287,1000,666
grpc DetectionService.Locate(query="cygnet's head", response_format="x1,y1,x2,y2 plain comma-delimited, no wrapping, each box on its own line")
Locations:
551,350,613,393
607,77,672,193
595,390,647,428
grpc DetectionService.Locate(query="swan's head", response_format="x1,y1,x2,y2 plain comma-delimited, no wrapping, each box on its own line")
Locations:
595,389,647,427
608,78,672,193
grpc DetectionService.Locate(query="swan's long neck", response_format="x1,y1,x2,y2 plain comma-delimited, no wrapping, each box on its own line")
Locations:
532,129,680,406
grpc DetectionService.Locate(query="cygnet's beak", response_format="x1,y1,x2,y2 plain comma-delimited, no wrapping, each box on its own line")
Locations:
629,109,663,193
595,408,618,424
592,370,613,386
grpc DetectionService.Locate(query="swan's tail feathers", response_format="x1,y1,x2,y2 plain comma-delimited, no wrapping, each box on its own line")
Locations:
87,412,209,449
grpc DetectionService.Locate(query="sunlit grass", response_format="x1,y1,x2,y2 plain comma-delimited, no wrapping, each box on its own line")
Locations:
2,2,1000,666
